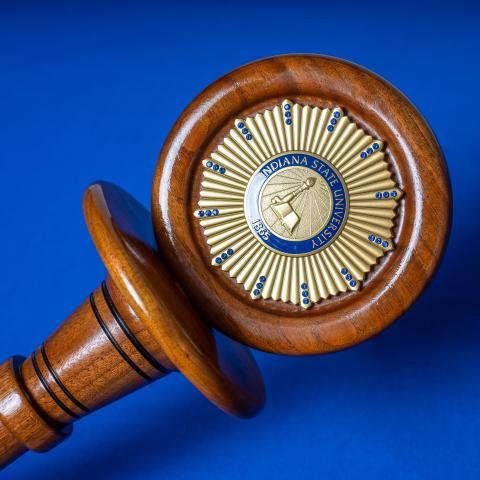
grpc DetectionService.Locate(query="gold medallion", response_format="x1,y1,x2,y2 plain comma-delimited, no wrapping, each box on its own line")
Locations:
194,100,403,309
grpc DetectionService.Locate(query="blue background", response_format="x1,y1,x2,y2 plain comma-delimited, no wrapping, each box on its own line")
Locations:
0,1,478,478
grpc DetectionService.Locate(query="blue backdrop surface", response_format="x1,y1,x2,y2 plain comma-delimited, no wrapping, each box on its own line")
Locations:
0,1,478,478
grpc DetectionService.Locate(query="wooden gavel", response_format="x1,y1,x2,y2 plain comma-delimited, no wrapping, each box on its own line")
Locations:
0,55,451,469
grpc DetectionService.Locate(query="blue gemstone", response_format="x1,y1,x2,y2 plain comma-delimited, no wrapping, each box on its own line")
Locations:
302,298,309,305
256,283,264,289
350,280,357,287
346,274,352,281
334,111,340,118
302,290,309,297
341,268,348,275
373,143,379,150
330,118,337,125
215,257,222,264
284,104,291,110
206,161,213,168
367,147,373,154
301,282,308,290
237,122,244,129
383,192,390,198
253,289,260,295
360,152,367,159
242,128,248,135
213,209,219,216
221,253,228,259
205,210,212,216
285,111,291,118
259,275,266,282
382,241,389,248
213,164,219,171
376,238,382,244
286,119,292,125
246,134,252,140
375,192,382,199
391,191,397,198
198,210,204,217
327,125,334,132
219,167,226,174
227,248,234,255
368,235,375,242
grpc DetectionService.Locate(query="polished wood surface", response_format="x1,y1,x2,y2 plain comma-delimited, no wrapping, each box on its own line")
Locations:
1,55,451,469
0,357,71,467
152,54,451,355
0,182,264,469
84,183,264,417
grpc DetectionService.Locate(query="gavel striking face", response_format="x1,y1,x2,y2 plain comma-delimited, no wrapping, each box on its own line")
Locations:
0,55,451,468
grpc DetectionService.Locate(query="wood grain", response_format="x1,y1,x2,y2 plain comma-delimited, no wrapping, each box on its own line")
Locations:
0,182,264,469
1,54,450,469
152,54,451,355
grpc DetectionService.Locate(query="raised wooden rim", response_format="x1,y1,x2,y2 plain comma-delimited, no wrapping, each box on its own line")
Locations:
84,182,265,416
152,54,451,355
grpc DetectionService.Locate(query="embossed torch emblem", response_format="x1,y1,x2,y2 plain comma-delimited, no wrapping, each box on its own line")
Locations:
194,100,403,308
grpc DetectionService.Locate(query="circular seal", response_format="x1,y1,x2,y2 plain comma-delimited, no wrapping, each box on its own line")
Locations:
245,153,348,256
194,100,403,309
260,166,332,242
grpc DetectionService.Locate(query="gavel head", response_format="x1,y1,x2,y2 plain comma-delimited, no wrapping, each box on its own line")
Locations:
0,54,452,469
151,54,451,355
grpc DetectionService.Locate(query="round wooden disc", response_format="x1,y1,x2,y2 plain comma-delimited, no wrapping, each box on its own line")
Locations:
83,182,265,417
152,54,451,355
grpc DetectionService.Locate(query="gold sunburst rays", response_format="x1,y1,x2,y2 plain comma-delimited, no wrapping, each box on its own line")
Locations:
194,100,403,309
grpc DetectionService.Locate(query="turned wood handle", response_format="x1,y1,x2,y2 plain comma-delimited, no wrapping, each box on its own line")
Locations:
2,53,450,469
0,415,27,468
0,280,172,469
0,357,72,469
0,182,265,470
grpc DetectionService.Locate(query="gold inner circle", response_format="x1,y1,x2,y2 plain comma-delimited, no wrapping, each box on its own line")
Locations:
259,166,333,242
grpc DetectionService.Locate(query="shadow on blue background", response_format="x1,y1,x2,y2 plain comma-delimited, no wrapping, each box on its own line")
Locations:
1,1,479,478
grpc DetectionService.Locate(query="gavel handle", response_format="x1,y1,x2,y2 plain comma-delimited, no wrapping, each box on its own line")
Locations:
0,357,69,467
0,366,28,466
0,419,23,467
0,278,173,469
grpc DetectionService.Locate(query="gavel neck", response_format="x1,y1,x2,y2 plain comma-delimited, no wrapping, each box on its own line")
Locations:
0,278,174,469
